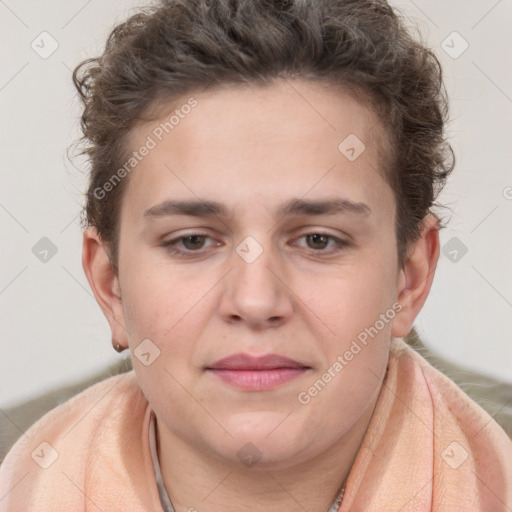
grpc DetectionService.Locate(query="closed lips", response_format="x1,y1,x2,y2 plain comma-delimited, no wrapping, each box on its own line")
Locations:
207,353,310,370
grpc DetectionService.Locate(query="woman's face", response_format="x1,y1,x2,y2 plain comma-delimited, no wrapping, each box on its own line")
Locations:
115,79,403,469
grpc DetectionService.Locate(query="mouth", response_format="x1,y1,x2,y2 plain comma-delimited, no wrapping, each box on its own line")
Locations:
206,353,311,391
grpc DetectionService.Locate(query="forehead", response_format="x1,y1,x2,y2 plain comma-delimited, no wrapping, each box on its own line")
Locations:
122,79,393,221
137,79,387,156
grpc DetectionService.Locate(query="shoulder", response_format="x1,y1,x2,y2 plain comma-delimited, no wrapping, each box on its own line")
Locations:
0,371,153,511
389,337,506,428
10,370,144,449
390,337,512,467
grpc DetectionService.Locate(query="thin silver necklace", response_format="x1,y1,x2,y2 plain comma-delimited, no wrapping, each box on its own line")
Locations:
149,413,345,511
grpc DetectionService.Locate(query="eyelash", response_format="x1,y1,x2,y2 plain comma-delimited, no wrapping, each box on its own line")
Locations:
161,232,350,257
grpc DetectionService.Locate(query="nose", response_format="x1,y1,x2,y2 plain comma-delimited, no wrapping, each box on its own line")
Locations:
218,238,294,330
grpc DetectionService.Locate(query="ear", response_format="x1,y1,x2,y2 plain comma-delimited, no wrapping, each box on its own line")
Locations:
391,214,440,338
82,227,128,350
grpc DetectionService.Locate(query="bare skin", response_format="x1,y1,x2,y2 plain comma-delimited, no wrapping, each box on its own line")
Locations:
83,79,439,511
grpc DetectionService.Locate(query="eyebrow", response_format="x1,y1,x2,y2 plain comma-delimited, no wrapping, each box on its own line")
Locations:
143,197,371,219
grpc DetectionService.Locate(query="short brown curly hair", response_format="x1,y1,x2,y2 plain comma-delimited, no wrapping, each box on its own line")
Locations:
73,0,454,271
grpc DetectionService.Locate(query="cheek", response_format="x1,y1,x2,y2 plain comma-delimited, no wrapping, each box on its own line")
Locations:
122,280,202,359
294,268,394,429
119,261,218,387
295,343,388,452
120,269,209,418
120,254,208,337
296,257,397,339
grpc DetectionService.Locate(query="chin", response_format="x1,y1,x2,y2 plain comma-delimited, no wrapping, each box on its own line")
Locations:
215,416,312,470
226,440,307,471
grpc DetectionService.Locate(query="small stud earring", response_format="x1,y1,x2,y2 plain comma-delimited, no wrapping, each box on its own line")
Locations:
114,343,124,353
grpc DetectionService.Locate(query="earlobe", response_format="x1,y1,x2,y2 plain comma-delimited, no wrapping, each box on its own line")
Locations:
391,214,440,338
82,227,128,351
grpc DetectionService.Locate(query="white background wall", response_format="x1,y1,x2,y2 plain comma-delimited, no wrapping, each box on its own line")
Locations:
1,0,511,408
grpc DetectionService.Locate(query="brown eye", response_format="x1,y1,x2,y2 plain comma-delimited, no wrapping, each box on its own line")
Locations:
293,232,349,254
181,235,207,250
162,233,221,257
306,234,329,250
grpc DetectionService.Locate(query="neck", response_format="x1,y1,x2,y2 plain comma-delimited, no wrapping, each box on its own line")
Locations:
156,400,377,512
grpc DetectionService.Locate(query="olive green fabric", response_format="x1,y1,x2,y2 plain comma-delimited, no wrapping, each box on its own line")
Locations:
1,329,511,462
